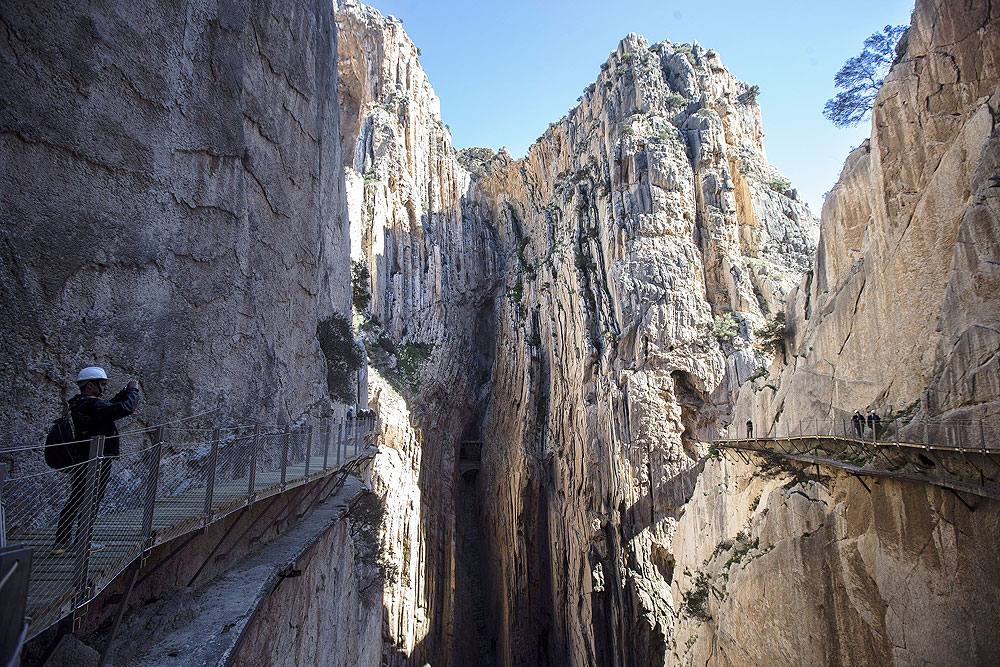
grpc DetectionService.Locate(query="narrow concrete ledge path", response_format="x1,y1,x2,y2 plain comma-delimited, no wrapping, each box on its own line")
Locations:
130,474,366,667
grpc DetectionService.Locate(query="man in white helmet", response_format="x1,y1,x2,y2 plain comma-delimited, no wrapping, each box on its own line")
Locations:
53,367,141,555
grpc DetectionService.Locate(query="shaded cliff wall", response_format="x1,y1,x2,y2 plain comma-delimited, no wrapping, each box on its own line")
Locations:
0,0,351,448
736,0,1000,431
471,35,816,665
671,455,1000,666
335,2,499,663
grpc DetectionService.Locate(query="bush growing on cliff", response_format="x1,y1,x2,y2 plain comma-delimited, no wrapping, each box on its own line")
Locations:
712,313,739,342
739,84,759,105
683,571,713,621
316,315,364,404
664,93,686,109
824,25,907,127
352,260,371,312
396,342,434,390
767,176,791,193
754,312,787,352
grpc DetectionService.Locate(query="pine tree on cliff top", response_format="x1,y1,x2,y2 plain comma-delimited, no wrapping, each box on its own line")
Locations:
824,25,907,127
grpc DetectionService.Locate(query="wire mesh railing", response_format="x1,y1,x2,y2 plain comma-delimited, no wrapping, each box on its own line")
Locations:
713,415,1000,501
721,416,1000,452
0,414,376,640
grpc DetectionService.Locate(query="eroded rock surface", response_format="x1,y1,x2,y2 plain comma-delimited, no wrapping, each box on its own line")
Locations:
671,456,1000,665
0,0,351,440
736,0,1000,432
469,33,817,665
335,3,499,662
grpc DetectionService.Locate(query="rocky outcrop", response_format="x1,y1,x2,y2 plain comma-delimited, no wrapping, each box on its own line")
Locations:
467,34,816,665
335,5,819,661
736,0,1000,432
0,0,352,448
335,3,499,663
679,1,1000,664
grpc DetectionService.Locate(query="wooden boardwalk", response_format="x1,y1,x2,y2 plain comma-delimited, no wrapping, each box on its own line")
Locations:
11,441,367,640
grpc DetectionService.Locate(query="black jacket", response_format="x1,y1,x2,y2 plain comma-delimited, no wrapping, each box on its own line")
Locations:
69,387,141,458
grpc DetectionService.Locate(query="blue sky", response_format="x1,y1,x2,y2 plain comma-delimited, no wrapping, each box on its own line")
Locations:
366,0,914,213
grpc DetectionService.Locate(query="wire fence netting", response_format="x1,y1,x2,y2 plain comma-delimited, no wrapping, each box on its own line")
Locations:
0,415,375,639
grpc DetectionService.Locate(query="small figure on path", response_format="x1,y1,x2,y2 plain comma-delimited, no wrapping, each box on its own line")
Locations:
746,419,753,439
52,367,141,555
852,410,864,437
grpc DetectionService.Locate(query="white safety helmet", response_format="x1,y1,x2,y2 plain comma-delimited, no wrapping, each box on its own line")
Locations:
77,367,109,383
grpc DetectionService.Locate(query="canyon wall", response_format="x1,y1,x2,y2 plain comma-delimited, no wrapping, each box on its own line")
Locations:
671,1,1000,665
736,0,1000,432
469,34,816,665
336,5,822,662
335,2,499,663
0,0,352,447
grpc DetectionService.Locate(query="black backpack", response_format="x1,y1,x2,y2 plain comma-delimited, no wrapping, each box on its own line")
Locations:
44,410,80,470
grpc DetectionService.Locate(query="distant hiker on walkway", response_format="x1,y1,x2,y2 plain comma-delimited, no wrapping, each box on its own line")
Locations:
865,410,881,439
52,367,141,555
746,419,753,439
852,410,864,437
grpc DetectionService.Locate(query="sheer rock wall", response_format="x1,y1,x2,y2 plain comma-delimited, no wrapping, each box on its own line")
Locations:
335,3,499,663
469,35,816,665
677,1,1000,664
671,456,1000,665
736,0,1000,432
0,0,351,441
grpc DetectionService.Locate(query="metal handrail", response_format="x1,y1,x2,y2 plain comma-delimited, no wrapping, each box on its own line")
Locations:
0,413,377,640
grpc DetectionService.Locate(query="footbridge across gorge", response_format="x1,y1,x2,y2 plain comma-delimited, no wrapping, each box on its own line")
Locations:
710,419,1000,506
0,413,376,658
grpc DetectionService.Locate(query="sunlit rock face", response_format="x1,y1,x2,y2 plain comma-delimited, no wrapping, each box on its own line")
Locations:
675,1,1000,664
736,0,1000,432
671,456,1000,666
335,2,499,662
468,34,817,665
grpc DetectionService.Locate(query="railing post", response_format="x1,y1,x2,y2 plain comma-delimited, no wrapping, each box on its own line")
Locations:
203,428,220,528
248,425,260,504
72,435,104,629
322,420,331,470
351,414,359,458
0,463,7,548
304,424,313,480
140,427,165,553
336,420,343,466
280,426,290,490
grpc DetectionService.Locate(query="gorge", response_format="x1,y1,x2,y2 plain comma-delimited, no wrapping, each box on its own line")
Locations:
1,0,998,665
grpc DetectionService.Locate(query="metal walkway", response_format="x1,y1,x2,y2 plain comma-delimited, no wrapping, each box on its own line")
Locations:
713,432,1000,503
0,415,375,641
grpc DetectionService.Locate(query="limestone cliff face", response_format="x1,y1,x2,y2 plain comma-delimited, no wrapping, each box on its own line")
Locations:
0,0,352,442
671,456,1000,665
672,1,1000,664
335,2,499,663
469,35,817,665
336,8,818,662
736,0,1000,431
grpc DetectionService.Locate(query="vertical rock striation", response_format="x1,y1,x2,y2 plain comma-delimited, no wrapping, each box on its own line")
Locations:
335,2,499,663
469,34,817,664
672,2,1000,665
